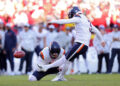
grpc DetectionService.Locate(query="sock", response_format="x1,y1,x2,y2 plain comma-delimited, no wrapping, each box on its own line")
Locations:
45,55,67,69
84,60,89,71
71,62,74,70
71,61,74,74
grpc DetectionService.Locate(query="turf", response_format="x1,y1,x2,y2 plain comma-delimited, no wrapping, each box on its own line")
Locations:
0,74,120,86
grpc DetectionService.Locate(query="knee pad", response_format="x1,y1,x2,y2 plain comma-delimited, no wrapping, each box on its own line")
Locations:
29,75,37,81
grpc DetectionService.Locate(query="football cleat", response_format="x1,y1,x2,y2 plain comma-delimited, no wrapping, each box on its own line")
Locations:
51,75,67,82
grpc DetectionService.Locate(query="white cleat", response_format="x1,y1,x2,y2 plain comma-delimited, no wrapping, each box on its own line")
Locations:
51,76,67,82
37,64,48,72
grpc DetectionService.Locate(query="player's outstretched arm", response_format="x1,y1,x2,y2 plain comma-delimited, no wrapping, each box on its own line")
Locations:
91,26,105,45
50,17,80,24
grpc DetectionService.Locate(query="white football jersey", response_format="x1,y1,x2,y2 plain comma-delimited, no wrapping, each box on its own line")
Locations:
38,47,65,64
93,33,111,54
50,14,103,46
17,29,37,51
108,31,120,49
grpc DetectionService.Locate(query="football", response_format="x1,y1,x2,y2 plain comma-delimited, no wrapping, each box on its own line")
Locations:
14,51,25,58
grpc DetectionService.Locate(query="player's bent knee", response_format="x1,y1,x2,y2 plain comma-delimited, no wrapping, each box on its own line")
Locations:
29,75,37,81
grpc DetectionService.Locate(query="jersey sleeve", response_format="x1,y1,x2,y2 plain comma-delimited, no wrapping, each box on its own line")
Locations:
60,48,66,56
39,47,48,60
38,49,48,65
63,49,66,55
93,36,101,53
50,17,80,24
39,47,50,64
37,56,46,65
91,25,104,42
39,51,45,60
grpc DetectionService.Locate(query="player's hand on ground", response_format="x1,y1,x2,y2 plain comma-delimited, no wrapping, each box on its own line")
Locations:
36,64,42,72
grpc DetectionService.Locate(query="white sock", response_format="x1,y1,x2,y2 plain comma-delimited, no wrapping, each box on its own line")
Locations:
45,55,67,69
84,60,89,71
76,58,80,72
71,61,74,69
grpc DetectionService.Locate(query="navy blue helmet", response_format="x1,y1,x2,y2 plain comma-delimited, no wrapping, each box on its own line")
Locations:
49,41,61,59
68,6,81,18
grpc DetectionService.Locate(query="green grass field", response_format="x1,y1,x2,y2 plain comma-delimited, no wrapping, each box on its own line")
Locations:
0,74,120,86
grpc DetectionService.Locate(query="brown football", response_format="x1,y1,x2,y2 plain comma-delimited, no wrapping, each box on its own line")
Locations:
14,51,25,58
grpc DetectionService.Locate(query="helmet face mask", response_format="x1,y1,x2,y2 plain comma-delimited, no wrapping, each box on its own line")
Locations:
50,52,59,59
68,12,74,18
49,41,60,59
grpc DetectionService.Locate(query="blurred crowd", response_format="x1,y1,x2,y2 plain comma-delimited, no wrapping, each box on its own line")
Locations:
0,0,120,76
0,0,120,27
